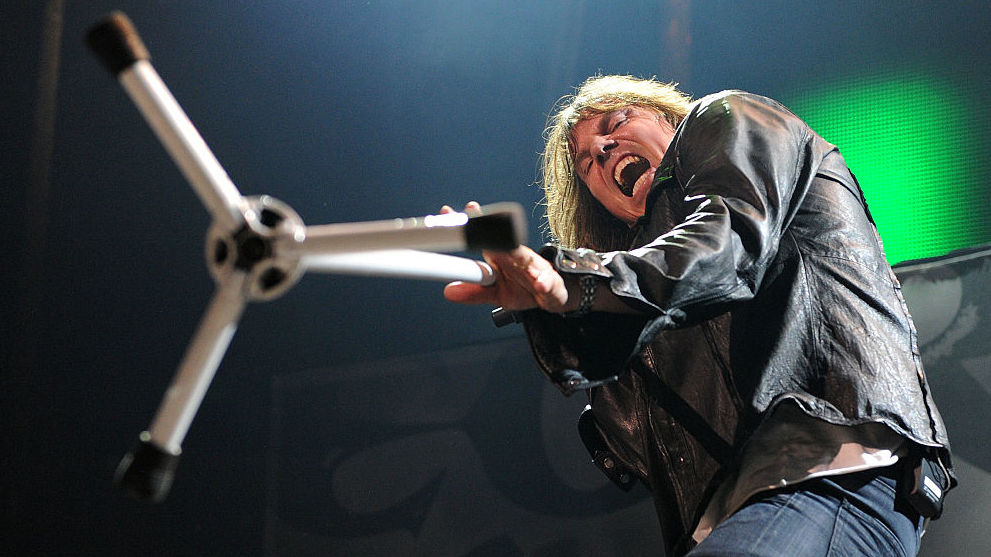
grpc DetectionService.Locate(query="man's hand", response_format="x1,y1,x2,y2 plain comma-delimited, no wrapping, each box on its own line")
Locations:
441,202,574,312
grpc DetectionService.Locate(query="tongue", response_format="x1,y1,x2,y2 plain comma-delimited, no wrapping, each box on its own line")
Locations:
619,158,650,196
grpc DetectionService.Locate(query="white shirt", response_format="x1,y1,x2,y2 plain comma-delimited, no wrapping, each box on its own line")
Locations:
692,401,907,543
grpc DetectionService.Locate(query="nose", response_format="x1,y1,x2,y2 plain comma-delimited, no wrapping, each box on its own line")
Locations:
593,136,617,165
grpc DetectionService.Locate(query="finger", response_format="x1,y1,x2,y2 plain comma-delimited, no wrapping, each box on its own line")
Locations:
439,205,455,214
529,269,568,310
443,281,500,305
464,201,482,217
490,247,568,310
490,246,546,284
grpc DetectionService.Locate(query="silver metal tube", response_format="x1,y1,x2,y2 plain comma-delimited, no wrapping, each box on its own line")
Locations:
119,60,245,231
303,249,495,285
147,271,248,454
297,211,472,255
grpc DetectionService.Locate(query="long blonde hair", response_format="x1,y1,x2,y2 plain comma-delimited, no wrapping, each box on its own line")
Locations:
541,75,693,250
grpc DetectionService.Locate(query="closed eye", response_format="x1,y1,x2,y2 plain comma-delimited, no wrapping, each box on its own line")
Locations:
609,109,632,132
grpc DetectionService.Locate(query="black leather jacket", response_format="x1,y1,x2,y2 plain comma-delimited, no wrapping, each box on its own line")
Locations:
520,91,953,555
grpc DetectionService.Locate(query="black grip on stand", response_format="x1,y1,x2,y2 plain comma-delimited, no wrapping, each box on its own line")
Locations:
114,434,180,503
86,11,150,76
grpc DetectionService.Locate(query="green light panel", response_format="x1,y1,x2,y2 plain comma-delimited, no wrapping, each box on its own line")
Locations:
784,71,990,264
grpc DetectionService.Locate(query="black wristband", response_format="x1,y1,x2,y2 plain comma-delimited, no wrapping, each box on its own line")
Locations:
563,274,598,318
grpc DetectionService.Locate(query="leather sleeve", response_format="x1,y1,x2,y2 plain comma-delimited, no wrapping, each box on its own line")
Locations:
527,92,831,388
606,92,817,321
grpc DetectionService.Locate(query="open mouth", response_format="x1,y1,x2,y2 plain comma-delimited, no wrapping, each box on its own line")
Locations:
613,155,651,197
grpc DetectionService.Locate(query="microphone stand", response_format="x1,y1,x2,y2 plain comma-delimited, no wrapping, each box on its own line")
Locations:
86,12,524,502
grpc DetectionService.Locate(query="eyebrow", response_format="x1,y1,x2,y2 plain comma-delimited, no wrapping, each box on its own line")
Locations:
572,110,622,175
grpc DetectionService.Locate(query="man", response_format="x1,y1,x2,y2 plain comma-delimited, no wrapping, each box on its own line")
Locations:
444,75,953,556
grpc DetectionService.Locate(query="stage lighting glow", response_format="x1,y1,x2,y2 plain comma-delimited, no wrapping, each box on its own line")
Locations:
786,71,990,264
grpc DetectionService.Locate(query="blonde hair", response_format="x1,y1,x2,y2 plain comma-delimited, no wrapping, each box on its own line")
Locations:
541,75,693,249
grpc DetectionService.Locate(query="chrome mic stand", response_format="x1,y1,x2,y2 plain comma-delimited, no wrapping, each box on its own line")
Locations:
86,12,524,502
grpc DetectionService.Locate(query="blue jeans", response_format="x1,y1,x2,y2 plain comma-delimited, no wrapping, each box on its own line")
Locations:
688,465,925,557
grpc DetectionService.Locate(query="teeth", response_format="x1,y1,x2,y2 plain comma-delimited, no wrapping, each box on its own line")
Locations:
613,155,649,195
613,155,644,187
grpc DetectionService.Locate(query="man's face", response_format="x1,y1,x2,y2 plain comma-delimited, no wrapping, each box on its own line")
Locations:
570,106,676,225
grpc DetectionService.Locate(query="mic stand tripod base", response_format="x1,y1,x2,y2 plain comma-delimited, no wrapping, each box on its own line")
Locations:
86,11,530,503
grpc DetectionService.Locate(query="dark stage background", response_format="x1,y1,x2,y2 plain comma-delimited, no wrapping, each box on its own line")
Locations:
3,2,990,555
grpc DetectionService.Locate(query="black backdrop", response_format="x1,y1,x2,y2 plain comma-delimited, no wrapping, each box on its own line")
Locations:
3,2,990,555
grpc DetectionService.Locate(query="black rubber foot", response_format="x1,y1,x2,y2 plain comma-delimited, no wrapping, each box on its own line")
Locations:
464,203,526,251
86,11,150,76
114,435,180,503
